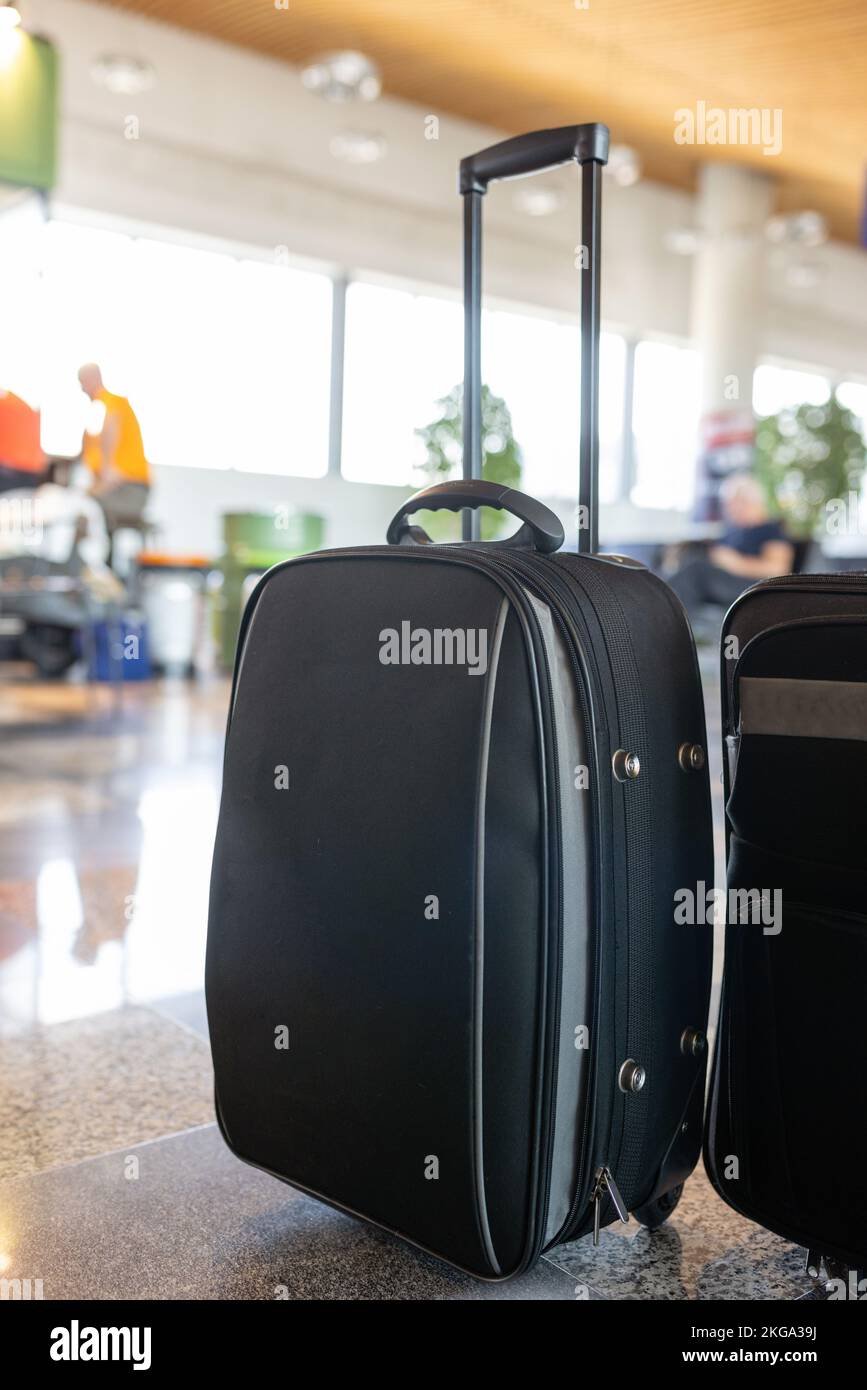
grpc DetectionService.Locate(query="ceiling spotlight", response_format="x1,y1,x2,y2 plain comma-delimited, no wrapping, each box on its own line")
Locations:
606,144,642,188
302,50,381,103
664,227,702,256
329,130,387,165
766,210,828,248
91,54,156,95
0,5,21,30
513,185,562,217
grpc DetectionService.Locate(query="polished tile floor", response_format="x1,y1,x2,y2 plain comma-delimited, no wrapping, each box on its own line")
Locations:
0,670,222,1032
0,665,821,1299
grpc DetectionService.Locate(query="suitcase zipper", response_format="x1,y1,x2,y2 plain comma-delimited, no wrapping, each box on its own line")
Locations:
474,551,617,1240
756,572,867,588
554,555,657,1227
590,1165,629,1244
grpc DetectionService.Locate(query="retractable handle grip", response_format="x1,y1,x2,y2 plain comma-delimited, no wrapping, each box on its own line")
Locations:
459,123,609,193
386,480,565,553
460,123,609,554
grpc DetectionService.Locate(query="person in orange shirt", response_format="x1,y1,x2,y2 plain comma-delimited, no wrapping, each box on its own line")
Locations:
0,388,46,491
78,363,151,564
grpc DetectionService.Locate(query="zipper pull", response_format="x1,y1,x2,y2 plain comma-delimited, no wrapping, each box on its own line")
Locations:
591,1166,629,1246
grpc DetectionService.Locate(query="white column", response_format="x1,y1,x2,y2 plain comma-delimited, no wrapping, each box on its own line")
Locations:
690,163,774,517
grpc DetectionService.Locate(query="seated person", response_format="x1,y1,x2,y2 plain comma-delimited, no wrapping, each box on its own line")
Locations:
668,473,795,624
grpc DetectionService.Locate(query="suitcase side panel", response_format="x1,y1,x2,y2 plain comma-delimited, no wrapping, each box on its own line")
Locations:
554,556,715,1220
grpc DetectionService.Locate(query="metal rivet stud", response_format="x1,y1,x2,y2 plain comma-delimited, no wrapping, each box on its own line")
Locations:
678,742,705,772
618,1058,646,1093
680,1027,707,1057
612,749,640,782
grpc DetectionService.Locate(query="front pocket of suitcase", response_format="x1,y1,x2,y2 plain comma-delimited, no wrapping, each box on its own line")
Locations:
727,615,867,871
727,730,867,868
206,554,551,1279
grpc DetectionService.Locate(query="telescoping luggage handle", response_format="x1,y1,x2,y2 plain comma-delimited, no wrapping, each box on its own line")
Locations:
386,478,565,553
460,123,609,552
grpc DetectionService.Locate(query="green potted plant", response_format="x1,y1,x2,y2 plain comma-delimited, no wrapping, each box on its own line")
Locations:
754,393,867,539
414,383,523,540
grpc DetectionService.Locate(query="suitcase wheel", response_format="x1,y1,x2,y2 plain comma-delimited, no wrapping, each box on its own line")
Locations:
632,1183,684,1230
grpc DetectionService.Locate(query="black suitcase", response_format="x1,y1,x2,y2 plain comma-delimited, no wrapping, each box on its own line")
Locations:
706,572,867,1280
205,124,714,1279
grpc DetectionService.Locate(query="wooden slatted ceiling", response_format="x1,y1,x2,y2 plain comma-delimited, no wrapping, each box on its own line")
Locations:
98,0,867,242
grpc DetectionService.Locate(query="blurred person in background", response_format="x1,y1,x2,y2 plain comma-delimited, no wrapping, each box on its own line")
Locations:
78,363,151,565
0,387,46,493
669,472,794,626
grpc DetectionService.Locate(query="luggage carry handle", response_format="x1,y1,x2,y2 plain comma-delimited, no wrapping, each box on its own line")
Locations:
459,123,609,553
458,124,609,194
386,478,565,553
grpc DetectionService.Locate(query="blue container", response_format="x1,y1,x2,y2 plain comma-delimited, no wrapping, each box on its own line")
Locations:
87,615,151,682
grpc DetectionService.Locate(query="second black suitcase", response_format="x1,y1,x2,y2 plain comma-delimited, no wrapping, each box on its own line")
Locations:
206,124,714,1278
706,572,867,1278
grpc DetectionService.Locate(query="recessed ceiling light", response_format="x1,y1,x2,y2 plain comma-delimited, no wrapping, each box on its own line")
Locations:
329,130,387,165
513,186,562,217
766,210,827,248
302,50,381,103
91,54,156,95
606,145,642,188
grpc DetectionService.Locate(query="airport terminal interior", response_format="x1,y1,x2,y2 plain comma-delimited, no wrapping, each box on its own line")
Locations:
1,0,866,1301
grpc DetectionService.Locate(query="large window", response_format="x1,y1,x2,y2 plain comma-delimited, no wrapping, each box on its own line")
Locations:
2,218,333,475
752,363,831,417
4,210,862,514
342,278,627,501
837,380,867,429
598,333,628,506
483,315,627,503
340,281,462,486
630,340,701,510
481,305,579,500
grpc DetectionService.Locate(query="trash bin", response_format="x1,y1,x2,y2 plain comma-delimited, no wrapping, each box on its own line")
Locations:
137,553,212,677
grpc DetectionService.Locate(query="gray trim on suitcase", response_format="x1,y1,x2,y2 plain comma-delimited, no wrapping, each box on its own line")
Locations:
474,597,511,1277
739,675,867,742
527,594,592,1244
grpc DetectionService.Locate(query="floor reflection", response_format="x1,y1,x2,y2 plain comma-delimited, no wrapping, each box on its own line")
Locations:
0,675,228,1031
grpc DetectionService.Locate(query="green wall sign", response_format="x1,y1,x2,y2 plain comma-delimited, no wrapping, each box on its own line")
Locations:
0,32,58,192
